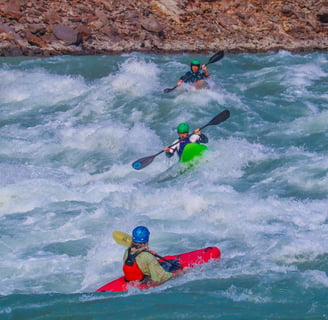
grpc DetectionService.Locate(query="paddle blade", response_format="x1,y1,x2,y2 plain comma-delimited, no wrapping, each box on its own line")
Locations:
113,231,132,247
132,155,156,170
207,50,224,65
163,86,177,93
207,109,230,126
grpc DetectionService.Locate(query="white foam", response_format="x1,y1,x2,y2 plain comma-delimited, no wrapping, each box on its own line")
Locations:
111,56,161,96
0,69,88,107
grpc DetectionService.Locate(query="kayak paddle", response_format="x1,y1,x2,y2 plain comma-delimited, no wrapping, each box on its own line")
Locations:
113,230,132,247
131,109,230,170
163,50,225,94
113,231,182,269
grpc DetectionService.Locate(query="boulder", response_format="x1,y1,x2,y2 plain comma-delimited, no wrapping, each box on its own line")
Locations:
76,24,91,41
317,7,328,23
53,23,82,45
140,15,164,33
28,23,47,35
26,31,47,47
43,8,62,25
0,21,23,41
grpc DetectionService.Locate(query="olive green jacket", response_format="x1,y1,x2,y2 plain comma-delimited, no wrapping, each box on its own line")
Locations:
123,247,172,283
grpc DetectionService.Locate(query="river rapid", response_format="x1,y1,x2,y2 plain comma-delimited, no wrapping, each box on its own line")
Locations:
0,51,327,319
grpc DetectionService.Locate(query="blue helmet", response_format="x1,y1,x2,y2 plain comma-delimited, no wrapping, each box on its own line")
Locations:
132,226,150,243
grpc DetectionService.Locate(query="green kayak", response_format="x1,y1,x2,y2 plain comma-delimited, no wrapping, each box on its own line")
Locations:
180,143,208,163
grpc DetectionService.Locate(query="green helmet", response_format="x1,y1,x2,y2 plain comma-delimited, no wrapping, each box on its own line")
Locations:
177,123,190,133
191,60,201,68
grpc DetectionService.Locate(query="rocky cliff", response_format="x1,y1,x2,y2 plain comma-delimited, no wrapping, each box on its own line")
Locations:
0,0,327,56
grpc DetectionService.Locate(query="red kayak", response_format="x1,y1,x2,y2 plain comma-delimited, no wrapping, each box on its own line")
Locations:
96,246,221,292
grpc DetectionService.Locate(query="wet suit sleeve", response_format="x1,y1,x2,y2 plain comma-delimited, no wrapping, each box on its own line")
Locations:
190,133,208,144
165,140,179,158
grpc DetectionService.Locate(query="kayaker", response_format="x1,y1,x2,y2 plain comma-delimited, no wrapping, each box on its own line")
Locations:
123,226,178,284
176,60,210,87
164,122,208,159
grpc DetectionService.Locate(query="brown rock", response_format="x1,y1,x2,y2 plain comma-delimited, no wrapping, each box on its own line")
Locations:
317,7,328,23
104,27,123,42
98,0,112,11
140,15,164,33
26,31,47,47
0,41,23,56
44,8,62,25
28,23,47,35
94,8,108,24
0,0,327,56
0,22,11,34
53,23,82,45
76,24,91,41
90,20,105,30
0,0,22,20
245,15,259,27
0,21,23,41
281,5,294,17
216,12,239,28
0,31,15,41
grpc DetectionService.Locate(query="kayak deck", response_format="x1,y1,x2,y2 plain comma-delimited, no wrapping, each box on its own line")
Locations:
180,143,208,163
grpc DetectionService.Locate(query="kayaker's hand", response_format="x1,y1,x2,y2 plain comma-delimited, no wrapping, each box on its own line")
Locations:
194,128,201,135
163,146,170,152
202,64,209,77
177,79,183,86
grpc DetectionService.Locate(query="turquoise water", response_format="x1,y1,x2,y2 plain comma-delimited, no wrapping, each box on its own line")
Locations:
0,51,327,319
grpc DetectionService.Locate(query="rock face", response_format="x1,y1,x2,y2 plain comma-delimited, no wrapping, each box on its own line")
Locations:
0,0,327,56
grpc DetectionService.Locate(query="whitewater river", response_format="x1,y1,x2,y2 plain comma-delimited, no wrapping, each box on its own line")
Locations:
0,51,327,319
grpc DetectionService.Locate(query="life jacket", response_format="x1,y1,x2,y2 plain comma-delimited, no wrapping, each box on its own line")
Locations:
123,248,145,282
183,71,205,83
177,137,191,158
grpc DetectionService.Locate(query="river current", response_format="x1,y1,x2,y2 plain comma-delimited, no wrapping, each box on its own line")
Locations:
0,51,327,319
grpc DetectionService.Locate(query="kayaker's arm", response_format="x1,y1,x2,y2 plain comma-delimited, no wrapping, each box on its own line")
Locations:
164,140,179,157
201,64,210,78
177,71,192,86
192,128,208,144
138,252,173,283
148,259,173,283
164,146,175,158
